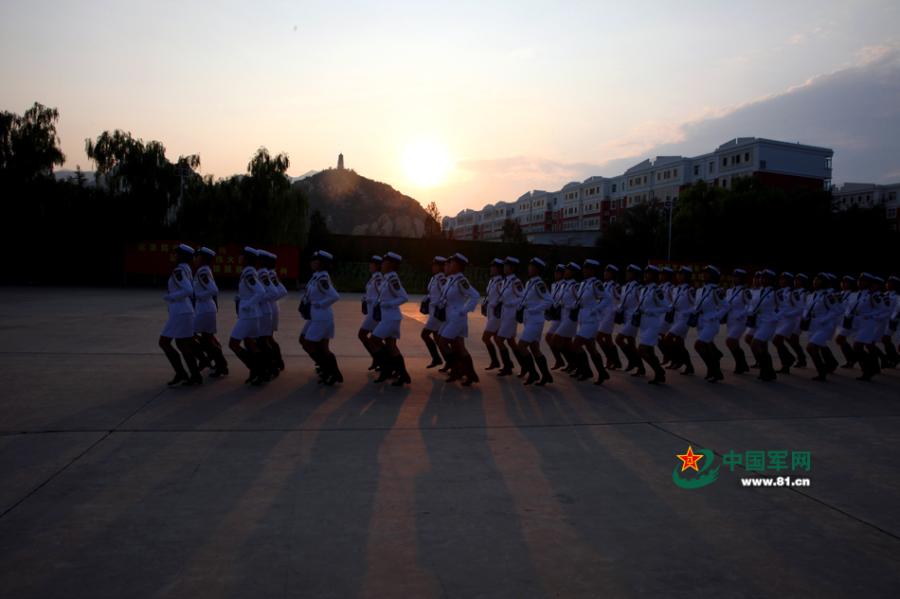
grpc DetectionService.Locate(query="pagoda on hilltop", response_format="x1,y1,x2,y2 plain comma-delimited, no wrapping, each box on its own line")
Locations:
337,153,344,170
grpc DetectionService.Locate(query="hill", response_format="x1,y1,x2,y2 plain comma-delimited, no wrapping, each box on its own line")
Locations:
292,168,436,238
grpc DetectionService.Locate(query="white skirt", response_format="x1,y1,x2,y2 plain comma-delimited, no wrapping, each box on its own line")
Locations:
439,316,468,340
231,317,260,341
162,313,194,339
193,311,217,335
301,319,335,342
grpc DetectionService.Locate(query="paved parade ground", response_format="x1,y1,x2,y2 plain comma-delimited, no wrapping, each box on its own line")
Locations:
2,287,900,598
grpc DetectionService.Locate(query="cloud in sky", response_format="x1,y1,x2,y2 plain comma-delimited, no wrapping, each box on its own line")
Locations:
442,44,900,216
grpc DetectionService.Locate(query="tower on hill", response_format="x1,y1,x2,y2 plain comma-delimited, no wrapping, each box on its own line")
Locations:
337,153,344,170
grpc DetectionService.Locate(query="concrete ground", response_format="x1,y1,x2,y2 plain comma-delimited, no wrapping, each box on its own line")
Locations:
1,287,899,598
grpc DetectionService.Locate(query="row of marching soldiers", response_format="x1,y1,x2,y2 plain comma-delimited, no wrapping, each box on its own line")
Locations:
160,243,899,387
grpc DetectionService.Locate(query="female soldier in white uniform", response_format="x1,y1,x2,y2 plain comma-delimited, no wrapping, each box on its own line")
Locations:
571,259,611,385
615,264,644,374
358,255,383,371
551,262,580,373
230,247,267,385
596,264,622,370
193,246,228,377
773,272,802,374
516,258,553,385
544,264,566,369
437,253,481,386
371,252,411,386
160,243,203,386
692,265,726,383
748,269,781,381
261,250,288,373
299,250,342,385
849,273,885,381
723,268,751,375
481,258,505,370
633,265,672,384
421,256,448,369
664,266,695,375
496,257,524,377
804,273,842,381
834,275,859,368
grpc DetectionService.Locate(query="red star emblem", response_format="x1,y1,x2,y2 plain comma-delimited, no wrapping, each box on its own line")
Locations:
676,446,704,472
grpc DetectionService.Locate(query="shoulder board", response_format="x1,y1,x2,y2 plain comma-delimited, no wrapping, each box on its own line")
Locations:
319,277,330,290
391,277,401,289
174,269,183,282
459,278,471,290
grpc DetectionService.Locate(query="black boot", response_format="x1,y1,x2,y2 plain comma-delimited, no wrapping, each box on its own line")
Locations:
838,341,856,368
163,346,189,385
374,350,394,383
679,345,694,375
522,354,539,385
589,352,610,385
324,352,343,385
549,346,566,370
392,354,411,386
775,343,796,374
535,354,554,386
484,344,500,370
856,348,876,381
731,345,750,374
514,350,529,378
574,351,592,381
643,350,666,384
424,336,443,369
181,348,204,386
758,352,777,381
707,344,724,382
461,354,480,386
497,346,514,376
810,349,827,381
790,338,807,368
821,347,839,373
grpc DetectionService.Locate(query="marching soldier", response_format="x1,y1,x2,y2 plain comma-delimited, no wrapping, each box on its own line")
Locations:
787,273,810,368
615,264,644,375
748,269,780,381
496,257,524,377
692,265,726,382
657,266,675,366
436,253,481,386
193,246,228,377
551,262,581,373
516,258,554,385
421,256,448,369
371,252,411,386
159,243,203,386
481,258,505,370
298,250,342,385
261,251,288,373
545,264,567,369
596,265,622,369
834,275,859,368
804,273,843,381
664,266,695,375
255,252,281,381
723,268,752,374
634,265,672,384
230,247,266,384
848,273,885,381
571,259,611,385
773,272,802,374
358,255,384,370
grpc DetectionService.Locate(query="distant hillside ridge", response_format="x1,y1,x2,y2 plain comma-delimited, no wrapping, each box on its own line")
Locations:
292,168,436,238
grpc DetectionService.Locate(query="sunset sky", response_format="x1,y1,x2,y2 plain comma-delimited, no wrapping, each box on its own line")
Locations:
2,0,899,217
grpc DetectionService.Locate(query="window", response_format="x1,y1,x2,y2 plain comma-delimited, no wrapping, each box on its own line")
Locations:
693,165,699,176
673,168,678,177
825,157,832,169
887,208,897,219
709,161,715,172
722,157,727,167
612,184,617,192
760,160,767,169
744,152,750,162
721,179,728,188
735,154,741,164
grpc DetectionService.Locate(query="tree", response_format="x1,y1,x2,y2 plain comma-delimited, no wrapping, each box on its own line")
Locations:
500,218,528,244
0,102,65,182
423,201,442,237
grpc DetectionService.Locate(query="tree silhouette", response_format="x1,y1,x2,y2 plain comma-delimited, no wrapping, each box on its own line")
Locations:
423,201,442,237
0,102,65,182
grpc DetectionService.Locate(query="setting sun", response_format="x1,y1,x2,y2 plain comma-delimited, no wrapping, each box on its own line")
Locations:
401,139,452,189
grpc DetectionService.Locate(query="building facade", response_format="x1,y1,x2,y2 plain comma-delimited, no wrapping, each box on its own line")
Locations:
832,181,900,231
443,137,834,245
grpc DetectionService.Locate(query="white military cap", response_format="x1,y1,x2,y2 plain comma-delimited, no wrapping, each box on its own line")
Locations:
841,274,855,282
583,258,600,268
370,254,383,262
605,264,619,272
661,266,674,274
796,272,809,280
177,243,195,254
780,271,794,278
198,246,215,257
888,275,900,284
645,264,661,273
760,268,776,277
873,275,885,284
733,268,747,276
504,256,520,265
859,272,875,281
626,264,642,273
530,257,546,268
243,246,257,255
679,265,693,274
433,256,447,264
555,263,566,272
384,251,402,262
258,250,276,260
313,250,334,260
704,265,720,275
567,262,582,271
491,258,504,266
451,252,469,264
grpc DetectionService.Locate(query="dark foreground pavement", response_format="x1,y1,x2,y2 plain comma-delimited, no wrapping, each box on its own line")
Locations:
1,287,899,598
